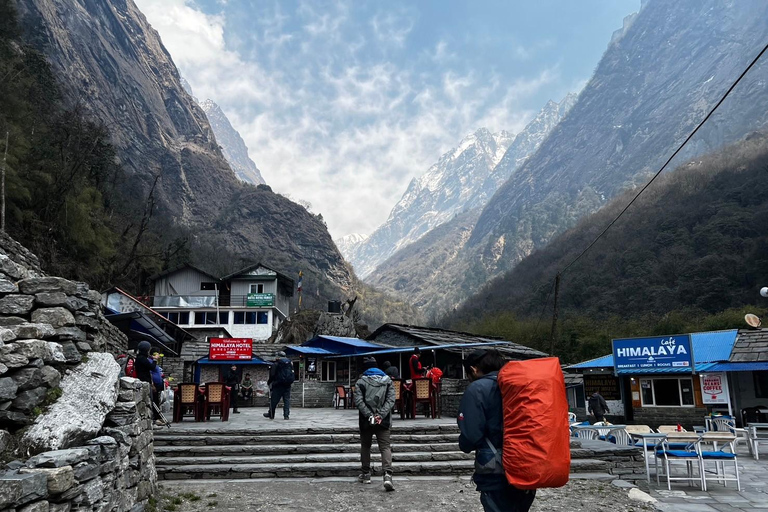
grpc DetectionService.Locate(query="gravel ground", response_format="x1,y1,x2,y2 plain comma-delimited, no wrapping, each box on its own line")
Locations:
154,478,656,512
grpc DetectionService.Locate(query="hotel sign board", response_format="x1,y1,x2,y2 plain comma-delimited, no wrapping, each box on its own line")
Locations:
612,334,694,375
209,338,253,360
247,293,274,307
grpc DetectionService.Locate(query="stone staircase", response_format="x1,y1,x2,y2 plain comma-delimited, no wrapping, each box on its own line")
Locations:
153,425,614,480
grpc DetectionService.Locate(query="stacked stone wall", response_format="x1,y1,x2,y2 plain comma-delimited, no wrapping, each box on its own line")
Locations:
0,233,157,511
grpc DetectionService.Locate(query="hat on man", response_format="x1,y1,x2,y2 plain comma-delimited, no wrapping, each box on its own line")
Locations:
275,351,286,358
363,356,378,369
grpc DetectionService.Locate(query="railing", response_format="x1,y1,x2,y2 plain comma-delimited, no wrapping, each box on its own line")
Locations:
149,294,276,308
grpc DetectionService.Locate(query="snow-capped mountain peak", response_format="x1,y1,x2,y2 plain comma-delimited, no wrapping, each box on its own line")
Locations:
335,233,369,261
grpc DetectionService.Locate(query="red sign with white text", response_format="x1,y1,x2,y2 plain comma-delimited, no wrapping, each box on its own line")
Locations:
209,338,253,360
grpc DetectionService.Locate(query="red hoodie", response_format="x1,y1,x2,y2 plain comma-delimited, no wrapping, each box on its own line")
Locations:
409,354,425,379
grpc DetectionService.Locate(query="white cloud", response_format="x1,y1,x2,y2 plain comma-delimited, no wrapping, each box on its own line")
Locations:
134,0,556,239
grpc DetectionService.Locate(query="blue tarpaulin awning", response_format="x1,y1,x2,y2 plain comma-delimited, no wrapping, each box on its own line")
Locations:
285,346,334,355
302,335,386,355
195,356,271,365
323,341,514,359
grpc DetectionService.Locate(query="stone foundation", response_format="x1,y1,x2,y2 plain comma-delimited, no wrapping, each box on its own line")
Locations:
632,406,707,431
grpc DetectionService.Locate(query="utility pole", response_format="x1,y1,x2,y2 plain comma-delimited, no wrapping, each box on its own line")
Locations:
1,131,8,232
549,273,561,356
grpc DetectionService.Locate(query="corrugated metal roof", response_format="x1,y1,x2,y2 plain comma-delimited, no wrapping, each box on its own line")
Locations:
323,341,514,359
706,362,768,372
568,354,614,369
285,346,334,355
194,356,271,365
312,336,383,349
690,330,738,363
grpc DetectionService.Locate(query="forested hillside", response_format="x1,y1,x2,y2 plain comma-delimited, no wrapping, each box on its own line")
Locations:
447,134,768,362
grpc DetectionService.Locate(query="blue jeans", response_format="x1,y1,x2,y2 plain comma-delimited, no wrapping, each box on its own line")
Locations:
480,485,535,512
270,385,291,418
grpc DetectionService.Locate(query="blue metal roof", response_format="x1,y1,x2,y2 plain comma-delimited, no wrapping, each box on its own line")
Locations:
312,336,383,349
194,356,271,365
705,362,768,372
568,354,614,370
324,341,514,359
690,330,738,363
285,346,334,355
303,335,387,355
568,330,739,372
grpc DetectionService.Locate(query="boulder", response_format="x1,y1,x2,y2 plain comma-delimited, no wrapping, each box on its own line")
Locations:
0,362,7,375
19,466,75,494
75,342,92,353
73,314,99,332
0,295,35,315
34,292,68,307
0,377,18,400
8,340,49,361
0,316,27,326
56,342,80,364
21,353,120,453
12,387,48,412
64,296,88,313
31,309,75,329
0,428,11,452
18,278,78,296
49,503,71,512
12,324,56,340
0,409,30,426
72,460,100,482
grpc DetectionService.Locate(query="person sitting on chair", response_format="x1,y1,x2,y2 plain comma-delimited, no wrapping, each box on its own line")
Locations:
241,373,254,401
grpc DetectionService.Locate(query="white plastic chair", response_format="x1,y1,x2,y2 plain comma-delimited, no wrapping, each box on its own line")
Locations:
573,428,599,440
607,428,633,446
568,412,577,422
700,434,741,491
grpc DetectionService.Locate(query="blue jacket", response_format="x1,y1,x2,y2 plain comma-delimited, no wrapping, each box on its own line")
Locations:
457,372,506,491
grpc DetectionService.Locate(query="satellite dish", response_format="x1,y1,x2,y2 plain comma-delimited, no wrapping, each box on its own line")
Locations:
761,287,768,298
745,313,762,328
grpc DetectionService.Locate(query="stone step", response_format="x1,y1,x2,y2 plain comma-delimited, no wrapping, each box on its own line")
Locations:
156,450,474,466
155,458,609,480
157,460,475,480
156,425,460,437
154,442,463,457
153,432,459,446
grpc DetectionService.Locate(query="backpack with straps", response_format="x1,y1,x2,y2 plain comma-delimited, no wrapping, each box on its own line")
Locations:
497,357,570,489
276,359,295,385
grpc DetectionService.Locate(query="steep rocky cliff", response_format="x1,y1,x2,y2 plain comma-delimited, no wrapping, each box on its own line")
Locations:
370,0,768,317
13,0,355,308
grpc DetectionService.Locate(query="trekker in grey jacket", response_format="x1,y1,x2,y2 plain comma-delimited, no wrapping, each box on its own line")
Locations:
354,356,396,491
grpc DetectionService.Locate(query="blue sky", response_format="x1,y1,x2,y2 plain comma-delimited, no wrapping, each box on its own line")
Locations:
135,0,639,238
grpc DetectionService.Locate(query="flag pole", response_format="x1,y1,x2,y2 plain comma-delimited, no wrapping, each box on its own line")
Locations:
297,271,303,312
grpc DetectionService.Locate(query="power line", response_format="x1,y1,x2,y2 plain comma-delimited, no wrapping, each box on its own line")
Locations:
560,40,768,275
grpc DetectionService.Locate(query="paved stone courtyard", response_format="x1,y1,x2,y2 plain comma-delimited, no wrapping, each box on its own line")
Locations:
158,408,768,510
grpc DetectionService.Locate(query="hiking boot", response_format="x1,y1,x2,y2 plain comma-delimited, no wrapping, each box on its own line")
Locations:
233,410,240,414
263,412,273,419
383,474,394,491
357,473,371,484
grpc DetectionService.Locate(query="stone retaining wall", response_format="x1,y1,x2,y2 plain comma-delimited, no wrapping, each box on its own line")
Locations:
0,233,157,511
633,407,707,431
574,439,646,483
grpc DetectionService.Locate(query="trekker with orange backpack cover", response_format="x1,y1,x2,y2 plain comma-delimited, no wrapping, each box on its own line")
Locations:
458,349,536,512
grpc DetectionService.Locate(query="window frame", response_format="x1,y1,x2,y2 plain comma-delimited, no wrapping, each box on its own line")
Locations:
321,361,337,382
639,377,696,408
250,283,265,294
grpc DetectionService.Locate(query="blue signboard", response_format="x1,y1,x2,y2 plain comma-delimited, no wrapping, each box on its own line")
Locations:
612,334,694,375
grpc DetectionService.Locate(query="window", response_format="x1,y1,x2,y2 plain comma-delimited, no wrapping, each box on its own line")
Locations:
179,312,190,324
200,282,217,291
250,284,264,294
194,312,222,325
257,312,268,324
321,361,336,382
218,311,229,324
233,311,258,324
640,377,695,407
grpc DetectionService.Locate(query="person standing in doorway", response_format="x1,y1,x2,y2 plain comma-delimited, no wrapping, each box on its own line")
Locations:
265,352,294,419
588,391,609,423
355,356,396,491
224,364,240,414
458,349,535,512
134,341,160,423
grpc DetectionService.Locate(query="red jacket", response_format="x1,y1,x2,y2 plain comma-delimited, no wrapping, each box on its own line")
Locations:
409,354,425,379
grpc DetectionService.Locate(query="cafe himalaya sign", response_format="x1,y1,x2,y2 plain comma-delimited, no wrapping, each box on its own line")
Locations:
209,337,253,361
612,335,694,375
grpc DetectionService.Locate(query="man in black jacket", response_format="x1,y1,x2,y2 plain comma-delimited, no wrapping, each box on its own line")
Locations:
224,364,240,414
458,349,535,512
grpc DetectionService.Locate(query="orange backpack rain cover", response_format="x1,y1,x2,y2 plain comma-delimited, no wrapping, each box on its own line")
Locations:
497,357,570,489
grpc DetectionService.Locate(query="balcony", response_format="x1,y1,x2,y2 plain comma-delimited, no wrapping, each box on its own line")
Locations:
149,293,275,308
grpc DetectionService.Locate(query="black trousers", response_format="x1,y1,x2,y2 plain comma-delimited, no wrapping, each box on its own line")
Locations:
480,486,536,512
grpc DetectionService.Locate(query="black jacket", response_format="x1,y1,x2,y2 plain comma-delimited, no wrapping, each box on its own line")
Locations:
134,354,156,384
458,372,506,491
224,369,240,389
588,393,609,416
